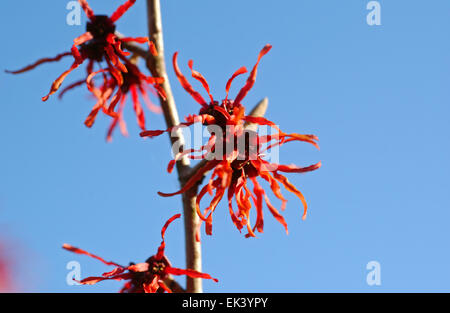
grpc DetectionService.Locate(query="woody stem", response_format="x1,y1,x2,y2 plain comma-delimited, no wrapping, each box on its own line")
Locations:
146,0,203,293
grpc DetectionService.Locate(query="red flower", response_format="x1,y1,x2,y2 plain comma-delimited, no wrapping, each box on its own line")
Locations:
140,45,321,239
63,214,218,293
82,58,165,141
6,0,159,102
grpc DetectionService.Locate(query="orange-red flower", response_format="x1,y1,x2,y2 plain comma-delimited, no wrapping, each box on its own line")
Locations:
63,214,218,293
140,45,321,239
6,0,159,102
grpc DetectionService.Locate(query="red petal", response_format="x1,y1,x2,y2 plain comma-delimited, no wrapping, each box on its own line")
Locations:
155,214,181,260
140,114,215,138
62,243,123,267
225,66,248,101
140,130,165,137
58,79,85,99
158,281,172,293
273,172,309,220
5,52,72,74
143,276,159,293
264,194,288,234
73,31,93,46
127,262,149,273
105,43,127,73
110,0,137,23
188,60,214,103
130,85,146,131
139,85,162,114
165,267,218,282
78,0,95,20
157,160,221,197
42,62,80,101
234,44,272,105
249,177,264,233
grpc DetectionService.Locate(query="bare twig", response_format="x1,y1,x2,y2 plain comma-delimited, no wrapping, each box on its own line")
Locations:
145,0,203,293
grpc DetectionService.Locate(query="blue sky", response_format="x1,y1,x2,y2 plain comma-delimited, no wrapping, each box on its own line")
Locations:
1,0,450,292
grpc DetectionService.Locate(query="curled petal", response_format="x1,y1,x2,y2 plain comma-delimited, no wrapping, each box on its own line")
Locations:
156,214,181,260
173,52,208,107
273,172,309,220
62,243,123,267
102,267,126,278
140,85,162,114
58,79,85,99
78,0,95,20
42,62,80,101
225,66,248,101
157,160,221,197
105,43,127,73
259,170,287,211
78,273,133,285
110,0,137,23
5,52,72,74
249,177,264,234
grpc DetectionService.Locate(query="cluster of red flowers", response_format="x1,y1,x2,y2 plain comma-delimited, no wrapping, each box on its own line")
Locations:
63,214,217,293
7,0,320,293
140,45,321,239
6,0,165,140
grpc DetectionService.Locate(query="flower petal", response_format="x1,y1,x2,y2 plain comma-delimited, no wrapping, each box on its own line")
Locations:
62,243,123,267
225,67,248,101
172,52,208,107
165,266,218,283
42,62,80,101
234,44,272,105
5,52,72,74
156,214,181,260
78,0,95,20
110,0,137,23
188,60,214,103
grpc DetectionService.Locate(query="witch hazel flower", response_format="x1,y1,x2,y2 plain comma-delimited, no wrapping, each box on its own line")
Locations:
140,45,321,239
63,214,218,293
6,0,161,103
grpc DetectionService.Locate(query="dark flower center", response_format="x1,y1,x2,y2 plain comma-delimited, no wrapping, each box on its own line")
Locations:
86,15,116,39
80,41,107,62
